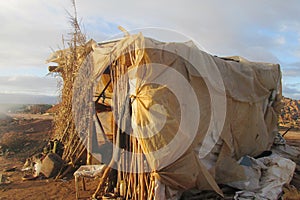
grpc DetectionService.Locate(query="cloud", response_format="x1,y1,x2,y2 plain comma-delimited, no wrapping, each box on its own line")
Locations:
71,0,300,69
282,83,300,99
274,36,286,45
1,0,300,70
0,93,58,104
2,2,296,63
0,0,70,71
293,49,300,58
283,85,300,94
0,75,59,96
282,62,300,77
1,0,300,101
238,46,280,63
282,68,300,77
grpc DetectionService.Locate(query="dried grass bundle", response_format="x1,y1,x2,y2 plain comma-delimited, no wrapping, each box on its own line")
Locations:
50,0,90,177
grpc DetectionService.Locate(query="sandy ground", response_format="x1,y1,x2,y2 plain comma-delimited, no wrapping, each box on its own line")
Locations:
0,114,299,200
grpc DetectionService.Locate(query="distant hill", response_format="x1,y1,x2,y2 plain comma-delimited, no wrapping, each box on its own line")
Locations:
279,97,300,129
0,104,53,114
1,92,298,129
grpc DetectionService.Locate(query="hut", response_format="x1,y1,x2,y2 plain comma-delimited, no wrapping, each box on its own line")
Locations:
48,31,285,199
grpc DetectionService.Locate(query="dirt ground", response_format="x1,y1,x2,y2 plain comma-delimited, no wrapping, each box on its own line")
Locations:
281,130,300,189
0,114,299,200
0,114,98,200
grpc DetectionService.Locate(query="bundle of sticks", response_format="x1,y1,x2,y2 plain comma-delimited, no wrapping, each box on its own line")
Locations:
93,51,155,199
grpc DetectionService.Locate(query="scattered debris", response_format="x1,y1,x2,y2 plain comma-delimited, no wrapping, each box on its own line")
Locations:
274,132,286,145
233,154,296,200
4,166,17,172
0,174,11,185
41,153,64,178
22,174,38,181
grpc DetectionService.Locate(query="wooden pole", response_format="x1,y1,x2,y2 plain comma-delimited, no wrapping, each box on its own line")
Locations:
87,100,94,165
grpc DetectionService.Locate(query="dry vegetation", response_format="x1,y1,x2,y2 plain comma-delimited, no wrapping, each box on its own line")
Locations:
279,97,300,129
49,1,93,178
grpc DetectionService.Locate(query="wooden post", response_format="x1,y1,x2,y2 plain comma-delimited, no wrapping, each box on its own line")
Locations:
87,98,94,165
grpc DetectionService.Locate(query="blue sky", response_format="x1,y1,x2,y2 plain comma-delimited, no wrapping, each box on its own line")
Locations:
0,0,300,103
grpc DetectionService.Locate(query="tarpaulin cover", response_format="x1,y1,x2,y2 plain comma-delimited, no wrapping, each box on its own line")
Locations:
48,33,282,196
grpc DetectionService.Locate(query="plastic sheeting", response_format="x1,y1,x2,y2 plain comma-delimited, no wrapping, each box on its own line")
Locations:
233,154,296,200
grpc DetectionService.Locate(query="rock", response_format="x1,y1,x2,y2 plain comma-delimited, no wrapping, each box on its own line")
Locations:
41,153,64,178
